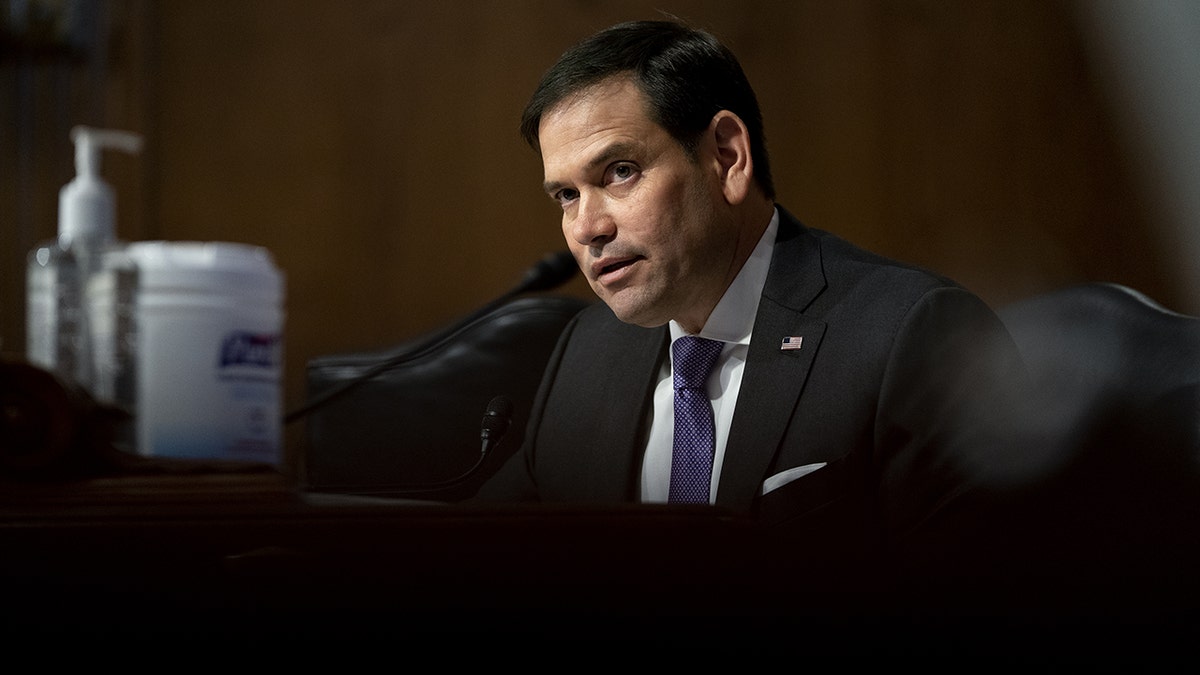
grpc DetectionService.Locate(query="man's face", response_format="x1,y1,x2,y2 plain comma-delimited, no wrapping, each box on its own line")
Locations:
537,76,739,331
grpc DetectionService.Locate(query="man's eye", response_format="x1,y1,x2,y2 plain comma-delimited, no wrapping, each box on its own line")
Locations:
555,188,579,205
609,163,636,183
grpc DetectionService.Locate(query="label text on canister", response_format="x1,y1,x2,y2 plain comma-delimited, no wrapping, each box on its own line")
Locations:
219,331,281,370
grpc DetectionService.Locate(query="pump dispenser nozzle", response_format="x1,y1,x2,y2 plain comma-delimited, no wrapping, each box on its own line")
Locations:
59,125,144,249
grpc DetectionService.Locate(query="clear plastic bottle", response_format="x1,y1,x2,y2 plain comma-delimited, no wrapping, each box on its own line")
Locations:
26,242,87,383
26,126,143,393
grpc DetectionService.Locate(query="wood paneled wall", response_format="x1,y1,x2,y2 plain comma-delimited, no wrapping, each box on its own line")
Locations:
3,1,1179,468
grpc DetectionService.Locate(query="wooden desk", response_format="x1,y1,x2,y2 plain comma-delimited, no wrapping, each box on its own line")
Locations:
2,468,1196,665
0,469,793,647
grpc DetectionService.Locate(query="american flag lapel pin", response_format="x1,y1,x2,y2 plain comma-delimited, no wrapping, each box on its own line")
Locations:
780,336,803,351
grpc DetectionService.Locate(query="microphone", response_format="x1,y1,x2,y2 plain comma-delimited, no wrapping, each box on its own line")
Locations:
479,395,513,455
284,250,578,424
516,250,578,294
407,395,511,491
318,395,514,495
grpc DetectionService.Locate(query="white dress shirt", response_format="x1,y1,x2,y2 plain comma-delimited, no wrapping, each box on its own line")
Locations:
640,208,780,503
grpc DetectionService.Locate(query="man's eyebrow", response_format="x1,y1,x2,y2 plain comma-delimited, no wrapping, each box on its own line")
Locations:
542,140,641,195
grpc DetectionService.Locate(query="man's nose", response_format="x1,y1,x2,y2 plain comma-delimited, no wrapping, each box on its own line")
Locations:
568,192,615,247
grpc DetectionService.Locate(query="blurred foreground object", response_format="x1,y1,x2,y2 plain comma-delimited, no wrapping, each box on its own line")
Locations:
0,356,128,479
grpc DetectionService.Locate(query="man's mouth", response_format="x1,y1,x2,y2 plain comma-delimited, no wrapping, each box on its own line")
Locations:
593,256,641,280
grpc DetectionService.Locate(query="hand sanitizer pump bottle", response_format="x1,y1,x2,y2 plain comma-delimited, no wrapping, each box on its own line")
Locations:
26,126,143,393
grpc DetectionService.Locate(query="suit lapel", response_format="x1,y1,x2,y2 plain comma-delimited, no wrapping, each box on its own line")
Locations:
716,209,828,511
581,322,667,500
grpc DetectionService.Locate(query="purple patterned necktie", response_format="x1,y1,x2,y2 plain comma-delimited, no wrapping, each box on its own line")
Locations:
668,336,724,504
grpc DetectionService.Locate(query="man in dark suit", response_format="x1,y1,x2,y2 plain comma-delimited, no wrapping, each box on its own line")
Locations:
477,19,1025,575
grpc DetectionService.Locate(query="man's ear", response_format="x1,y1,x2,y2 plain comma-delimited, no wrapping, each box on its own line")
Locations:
709,110,754,205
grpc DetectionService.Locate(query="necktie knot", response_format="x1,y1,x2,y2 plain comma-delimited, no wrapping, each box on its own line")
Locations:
672,336,724,391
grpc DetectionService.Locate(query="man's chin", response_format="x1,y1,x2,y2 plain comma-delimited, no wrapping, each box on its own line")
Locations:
605,294,669,328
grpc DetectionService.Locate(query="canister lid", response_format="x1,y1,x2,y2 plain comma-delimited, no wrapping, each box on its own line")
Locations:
125,241,285,300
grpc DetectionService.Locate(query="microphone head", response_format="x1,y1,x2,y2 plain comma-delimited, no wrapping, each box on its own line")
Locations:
519,250,578,293
480,395,513,439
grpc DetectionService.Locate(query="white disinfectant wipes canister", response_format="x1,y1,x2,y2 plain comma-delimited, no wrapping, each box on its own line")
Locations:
89,241,286,465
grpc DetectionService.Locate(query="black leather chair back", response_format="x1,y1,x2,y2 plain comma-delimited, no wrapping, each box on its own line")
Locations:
300,294,591,501
994,282,1200,603
998,282,1200,418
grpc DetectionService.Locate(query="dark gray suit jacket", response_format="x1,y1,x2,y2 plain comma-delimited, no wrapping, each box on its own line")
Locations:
477,206,1025,565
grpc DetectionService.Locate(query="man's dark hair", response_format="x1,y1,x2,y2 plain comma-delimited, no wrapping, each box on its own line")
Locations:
520,19,775,200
